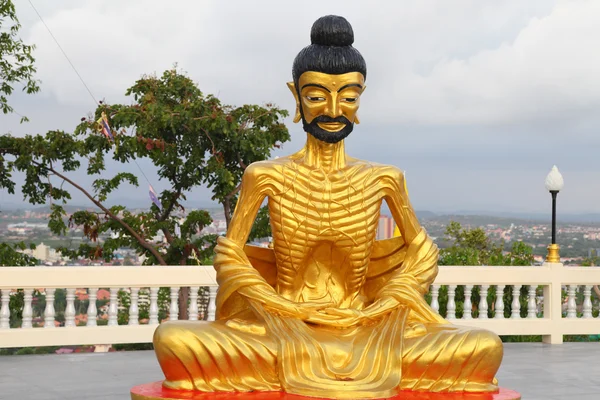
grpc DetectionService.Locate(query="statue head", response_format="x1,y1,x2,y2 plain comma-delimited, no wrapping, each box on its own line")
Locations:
288,15,367,144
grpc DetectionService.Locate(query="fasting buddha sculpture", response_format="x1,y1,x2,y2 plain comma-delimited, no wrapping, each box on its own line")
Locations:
151,15,504,399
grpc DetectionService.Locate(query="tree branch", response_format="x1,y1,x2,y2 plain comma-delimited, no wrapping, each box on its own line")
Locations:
32,161,168,265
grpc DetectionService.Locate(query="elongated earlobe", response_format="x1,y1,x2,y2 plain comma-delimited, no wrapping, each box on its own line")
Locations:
287,82,302,123
355,115,361,124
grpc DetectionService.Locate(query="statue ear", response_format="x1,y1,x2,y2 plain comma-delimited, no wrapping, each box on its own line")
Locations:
354,85,366,125
287,82,302,123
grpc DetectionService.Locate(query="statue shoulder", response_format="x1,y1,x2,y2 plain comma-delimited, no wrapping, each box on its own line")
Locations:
242,159,289,187
375,164,405,182
348,159,405,182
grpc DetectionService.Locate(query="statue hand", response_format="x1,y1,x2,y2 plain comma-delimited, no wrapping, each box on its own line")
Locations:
264,299,333,319
304,308,369,328
362,297,401,319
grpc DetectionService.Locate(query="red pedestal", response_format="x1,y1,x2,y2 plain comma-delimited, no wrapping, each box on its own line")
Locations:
130,382,521,400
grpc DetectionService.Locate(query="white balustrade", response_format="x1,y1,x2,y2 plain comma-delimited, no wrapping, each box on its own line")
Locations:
582,285,593,319
463,285,473,320
207,286,217,321
430,285,440,314
495,285,505,319
447,285,456,320
149,287,159,325
567,285,578,319
108,288,119,326
189,286,199,321
44,288,56,328
87,288,97,327
479,285,489,319
22,289,33,328
0,289,9,329
65,288,76,327
129,287,139,326
0,263,599,348
527,286,537,319
511,285,521,319
169,287,179,321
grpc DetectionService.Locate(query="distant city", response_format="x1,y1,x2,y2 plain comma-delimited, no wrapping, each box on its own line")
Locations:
2,205,600,266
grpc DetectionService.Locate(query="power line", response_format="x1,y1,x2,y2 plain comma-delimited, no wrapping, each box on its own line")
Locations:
27,0,98,105
26,1,154,189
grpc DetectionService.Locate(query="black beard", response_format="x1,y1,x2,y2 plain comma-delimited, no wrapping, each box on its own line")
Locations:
302,115,354,144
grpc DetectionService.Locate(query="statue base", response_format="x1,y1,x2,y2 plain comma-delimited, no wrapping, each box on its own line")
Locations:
131,382,521,400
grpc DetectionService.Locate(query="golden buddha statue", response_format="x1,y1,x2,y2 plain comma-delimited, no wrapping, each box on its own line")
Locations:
152,15,503,399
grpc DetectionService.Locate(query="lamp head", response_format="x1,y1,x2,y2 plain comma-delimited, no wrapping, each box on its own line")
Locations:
545,165,564,192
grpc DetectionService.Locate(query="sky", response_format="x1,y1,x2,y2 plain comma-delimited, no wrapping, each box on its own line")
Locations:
2,0,600,214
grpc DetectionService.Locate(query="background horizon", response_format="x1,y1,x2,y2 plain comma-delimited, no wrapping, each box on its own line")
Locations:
3,0,600,214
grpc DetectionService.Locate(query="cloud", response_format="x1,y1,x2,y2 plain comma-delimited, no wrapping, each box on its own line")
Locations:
4,0,600,213
20,0,584,129
387,0,600,125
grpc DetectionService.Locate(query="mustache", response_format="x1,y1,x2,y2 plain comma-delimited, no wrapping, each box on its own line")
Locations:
312,115,352,125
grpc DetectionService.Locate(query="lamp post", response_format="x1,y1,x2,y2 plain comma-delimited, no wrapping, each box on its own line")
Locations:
544,165,564,263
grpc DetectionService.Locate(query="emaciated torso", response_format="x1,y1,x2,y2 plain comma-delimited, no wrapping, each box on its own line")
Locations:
251,141,400,309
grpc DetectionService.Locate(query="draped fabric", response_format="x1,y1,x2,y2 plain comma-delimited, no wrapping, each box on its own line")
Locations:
153,231,502,398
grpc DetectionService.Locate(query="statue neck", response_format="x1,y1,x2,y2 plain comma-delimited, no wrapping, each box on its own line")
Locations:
303,134,346,172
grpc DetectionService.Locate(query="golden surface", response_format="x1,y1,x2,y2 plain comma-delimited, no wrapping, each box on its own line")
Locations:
546,243,561,263
153,71,503,399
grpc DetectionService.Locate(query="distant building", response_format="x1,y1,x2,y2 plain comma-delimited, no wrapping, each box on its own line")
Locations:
377,215,396,240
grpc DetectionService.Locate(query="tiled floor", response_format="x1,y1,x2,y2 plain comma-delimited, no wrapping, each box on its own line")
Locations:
0,343,599,399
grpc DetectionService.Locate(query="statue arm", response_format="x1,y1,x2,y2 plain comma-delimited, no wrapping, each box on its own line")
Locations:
361,167,444,323
217,163,329,318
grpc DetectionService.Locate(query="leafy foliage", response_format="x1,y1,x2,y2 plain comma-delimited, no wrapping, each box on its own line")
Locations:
0,0,40,117
0,68,288,268
0,241,37,266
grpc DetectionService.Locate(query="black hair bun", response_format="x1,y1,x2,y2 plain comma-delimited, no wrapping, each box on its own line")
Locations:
310,15,354,47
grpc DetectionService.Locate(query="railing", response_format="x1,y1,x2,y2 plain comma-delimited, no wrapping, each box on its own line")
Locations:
1,263,599,348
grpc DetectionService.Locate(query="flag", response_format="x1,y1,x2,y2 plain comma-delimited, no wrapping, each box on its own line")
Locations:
149,185,162,210
97,112,114,141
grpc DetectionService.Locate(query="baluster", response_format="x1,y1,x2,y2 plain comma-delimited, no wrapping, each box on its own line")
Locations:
149,287,159,325
64,288,76,327
129,288,139,326
0,289,10,329
527,285,537,318
511,285,521,319
583,285,593,319
479,285,489,319
447,285,456,319
44,288,56,328
463,285,473,319
108,288,119,326
567,285,577,318
494,285,505,319
207,286,217,321
189,286,199,321
22,289,34,328
87,288,97,327
430,285,440,314
169,287,179,321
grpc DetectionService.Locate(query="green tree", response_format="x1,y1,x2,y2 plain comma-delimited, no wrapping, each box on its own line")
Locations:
0,0,40,117
0,241,37,266
437,221,535,323
0,68,288,318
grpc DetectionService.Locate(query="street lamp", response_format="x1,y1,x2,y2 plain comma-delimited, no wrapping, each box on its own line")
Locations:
545,165,564,263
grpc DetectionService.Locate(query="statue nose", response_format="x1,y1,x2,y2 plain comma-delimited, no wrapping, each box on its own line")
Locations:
325,96,342,118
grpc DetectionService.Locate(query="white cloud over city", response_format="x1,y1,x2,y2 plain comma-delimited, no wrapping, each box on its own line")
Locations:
2,0,600,214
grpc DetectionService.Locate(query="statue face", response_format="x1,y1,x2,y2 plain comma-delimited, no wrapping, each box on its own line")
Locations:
288,71,365,144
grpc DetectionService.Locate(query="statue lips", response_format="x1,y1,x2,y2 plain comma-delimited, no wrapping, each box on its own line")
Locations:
304,115,354,144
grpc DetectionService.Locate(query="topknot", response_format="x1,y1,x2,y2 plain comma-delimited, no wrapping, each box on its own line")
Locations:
310,15,354,47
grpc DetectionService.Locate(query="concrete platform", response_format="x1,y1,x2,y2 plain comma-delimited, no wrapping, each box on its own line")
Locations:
1,343,599,400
